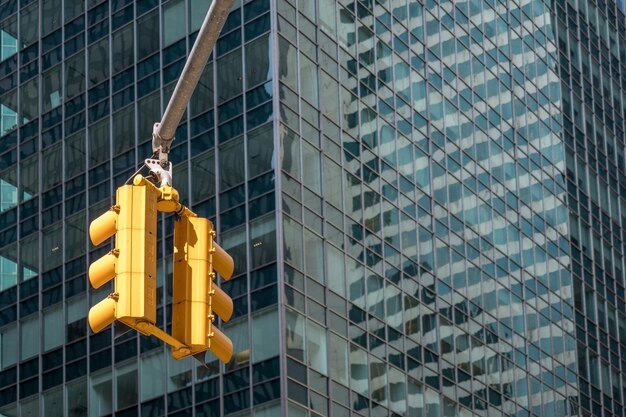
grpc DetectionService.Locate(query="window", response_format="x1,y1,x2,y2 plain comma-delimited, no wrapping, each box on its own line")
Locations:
112,25,134,74
307,320,327,375
43,387,63,417
88,38,110,86
42,0,62,35
250,215,276,268
116,362,138,409
217,49,243,103
0,244,17,291
167,349,192,392
219,136,245,189
43,306,63,351
137,11,159,60
191,151,216,202
42,224,63,272
0,15,18,63
141,352,165,401
350,344,368,396
20,316,39,360
20,3,39,47
0,324,17,369
21,78,39,123
163,0,186,47
67,296,87,342
90,369,113,416
65,131,86,178
20,234,39,280
252,308,278,363
285,309,305,361
247,125,273,179
67,377,88,417
245,35,271,89
223,318,250,370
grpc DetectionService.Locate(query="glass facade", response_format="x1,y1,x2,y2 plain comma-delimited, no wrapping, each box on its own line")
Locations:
0,0,622,416
554,0,626,416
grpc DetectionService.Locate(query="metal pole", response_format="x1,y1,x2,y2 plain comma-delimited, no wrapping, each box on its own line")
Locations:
153,0,236,158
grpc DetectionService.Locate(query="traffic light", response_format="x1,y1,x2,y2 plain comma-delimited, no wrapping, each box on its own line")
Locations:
88,183,158,334
172,216,234,362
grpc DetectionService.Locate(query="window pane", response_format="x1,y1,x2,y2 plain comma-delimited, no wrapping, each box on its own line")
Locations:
42,144,62,191
304,229,323,282
65,52,85,99
221,225,247,276
20,3,38,47
21,78,38,123
219,136,245,189
20,316,39,360
350,344,368,396
245,35,271,88
190,65,214,116
20,234,39,280
65,131,86,178
301,141,321,193
252,308,278,363
247,124,273,178
141,351,165,401
0,88,18,137
67,377,88,417
0,325,17,369
217,49,243,103
112,106,135,155
329,333,348,385
300,52,318,105
89,119,110,167
0,15,18,63
285,309,305,361
90,369,113,416
117,362,138,409
369,355,387,406
137,11,159,60
43,305,63,351
42,66,62,112
67,295,87,342
0,244,17,291
223,318,250,370
89,38,109,86
307,320,327,375
250,215,276,268
43,223,63,272
43,387,63,417
163,0,186,46
191,151,215,202
42,0,62,35
112,25,134,74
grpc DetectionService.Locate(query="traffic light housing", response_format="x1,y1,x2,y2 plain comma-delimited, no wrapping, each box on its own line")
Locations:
172,216,234,362
88,184,158,334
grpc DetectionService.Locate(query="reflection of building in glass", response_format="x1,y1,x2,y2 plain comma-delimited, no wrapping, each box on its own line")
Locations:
0,0,624,416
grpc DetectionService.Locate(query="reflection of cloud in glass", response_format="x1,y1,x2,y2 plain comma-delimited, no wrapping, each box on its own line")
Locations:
0,256,17,291
1,30,18,61
1,105,18,137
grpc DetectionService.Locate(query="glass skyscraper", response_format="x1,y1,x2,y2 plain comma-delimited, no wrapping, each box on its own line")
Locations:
0,0,623,416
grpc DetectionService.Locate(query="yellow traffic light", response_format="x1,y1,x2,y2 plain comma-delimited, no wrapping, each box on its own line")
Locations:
88,183,158,334
172,216,234,362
